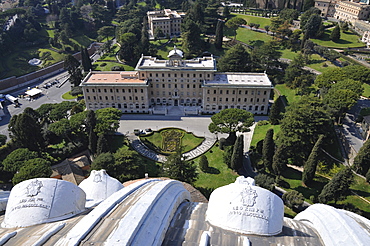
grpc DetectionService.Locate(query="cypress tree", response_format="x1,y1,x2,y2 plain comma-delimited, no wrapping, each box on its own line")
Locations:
330,25,340,42
353,138,370,176
215,20,224,50
302,135,324,185
223,145,233,168
199,155,209,172
83,47,92,71
89,128,98,155
272,144,287,176
319,167,353,203
262,129,275,172
97,134,109,155
269,97,281,125
231,135,244,171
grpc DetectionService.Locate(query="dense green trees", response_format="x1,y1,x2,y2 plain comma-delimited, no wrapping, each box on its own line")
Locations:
319,167,353,203
262,129,275,172
278,96,333,164
254,173,275,191
353,139,370,176
217,44,251,72
2,148,38,173
283,190,304,208
181,18,204,57
269,98,282,125
12,158,52,185
64,54,83,87
208,108,254,144
302,135,324,185
8,108,44,151
162,147,198,184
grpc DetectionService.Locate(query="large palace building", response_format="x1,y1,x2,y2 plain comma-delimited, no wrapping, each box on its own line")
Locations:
80,48,273,115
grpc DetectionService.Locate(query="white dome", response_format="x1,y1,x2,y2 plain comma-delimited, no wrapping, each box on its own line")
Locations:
78,170,124,207
206,176,284,236
295,204,370,245
167,46,183,58
1,178,86,228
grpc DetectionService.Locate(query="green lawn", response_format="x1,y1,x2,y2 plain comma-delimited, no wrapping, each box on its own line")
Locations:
250,123,281,148
193,144,239,198
232,14,272,29
306,54,337,73
235,27,272,46
311,30,364,49
362,83,370,98
93,62,134,71
351,175,370,202
62,91,78,100
274,84,301,105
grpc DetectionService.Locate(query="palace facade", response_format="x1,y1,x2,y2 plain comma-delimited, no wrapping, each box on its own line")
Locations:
147,9,185,39
80,48,273,115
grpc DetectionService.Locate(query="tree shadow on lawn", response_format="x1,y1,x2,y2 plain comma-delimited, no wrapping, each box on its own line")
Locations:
195,186,215,199
204,166,220,174
351,189,370,200
308,59,325,65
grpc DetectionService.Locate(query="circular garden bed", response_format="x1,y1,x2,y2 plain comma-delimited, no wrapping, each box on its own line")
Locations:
139,128,204,155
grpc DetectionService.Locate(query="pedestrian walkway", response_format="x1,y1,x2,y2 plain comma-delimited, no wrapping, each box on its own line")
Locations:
127,133,216,163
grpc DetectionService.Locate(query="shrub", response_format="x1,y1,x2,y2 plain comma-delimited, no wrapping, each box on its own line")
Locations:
257,120,269,126
254,173,275,191
100,63,107,67
111,66,125,71
219,138,226,150
199,155,209,172
282,190,304,208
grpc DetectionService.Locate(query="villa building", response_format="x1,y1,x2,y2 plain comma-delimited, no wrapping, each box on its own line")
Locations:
334,0,370,23
315,0,337,17
147,9,185,39
80,48,273,115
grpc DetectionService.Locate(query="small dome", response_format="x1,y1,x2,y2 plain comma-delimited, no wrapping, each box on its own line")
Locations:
79,170,124,207
1,178,86,228
206,176,284,236
168,46,183,58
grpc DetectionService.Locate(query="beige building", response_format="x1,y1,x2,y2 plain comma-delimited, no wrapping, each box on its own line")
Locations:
315,0,337,17
334,0,370,23
81,48,273,115
147,9,185,39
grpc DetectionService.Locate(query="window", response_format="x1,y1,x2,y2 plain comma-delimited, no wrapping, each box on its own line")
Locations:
264,91,267,95
232,98,235,102
134,89,137,93
162,84,165,88
238,98,241,102
193,74,196,78
233,90,235,94
94,96,96,100
86,89,89,93
238,90,241,94
99,96,102,100
187,84,190,88
117,96,120,100
98,89,101,92
213,97,216,102
226,90,229,94
261,106,265,111
150,73,152,77
263,98,265,102
122,89,125,93
92,89,95,92
111,96,114,100
255,106,259,111
244,98,247,102
226,98,229,102
187,74,190,77
104,89,107,93
110,89,113,93
200,74,202,77
250,98,253,102
257,91,260,95
245,91,248,94
181,84,184,88
219,98,222,102
116,89,119,92
128,89,131,93
214,90,216,94
123,96,126,100
141,89,143,93
220,90,223,94
251,91,254,95
257,98,260,102
193,85,196,88
162,73,164,77
156,84,159,88
249,105,252,110
169,84,171,88
87,96,90,100
129,96,132,100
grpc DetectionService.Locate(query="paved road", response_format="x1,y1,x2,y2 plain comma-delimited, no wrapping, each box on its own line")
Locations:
0,72,72,137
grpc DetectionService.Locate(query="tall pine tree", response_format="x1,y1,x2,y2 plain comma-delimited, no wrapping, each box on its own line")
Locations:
272,144,287,176
97,134,109,155
262,129,275,172
231,135,244,171
302,135,324,185
215,20,224,50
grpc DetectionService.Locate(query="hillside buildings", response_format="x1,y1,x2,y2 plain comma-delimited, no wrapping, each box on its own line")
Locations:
147,9,185,39
81,47,273,116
